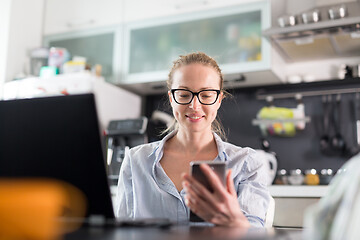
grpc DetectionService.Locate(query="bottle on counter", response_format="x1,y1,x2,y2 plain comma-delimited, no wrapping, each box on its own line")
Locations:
305,169,320,185
274,169,288,185
319,168,334,185
287,169,304,185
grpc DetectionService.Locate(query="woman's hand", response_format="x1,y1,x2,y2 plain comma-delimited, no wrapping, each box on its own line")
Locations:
182,164,250,228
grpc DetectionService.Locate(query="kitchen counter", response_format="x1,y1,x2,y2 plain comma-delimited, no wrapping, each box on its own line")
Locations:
269,185,328,198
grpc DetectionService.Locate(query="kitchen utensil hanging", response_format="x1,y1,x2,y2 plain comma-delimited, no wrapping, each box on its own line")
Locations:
320,95,333,156
350,93,360,156
330,94,347,156
320,94,350,157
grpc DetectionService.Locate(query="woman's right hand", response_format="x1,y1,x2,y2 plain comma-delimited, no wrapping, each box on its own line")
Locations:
182,164,250,228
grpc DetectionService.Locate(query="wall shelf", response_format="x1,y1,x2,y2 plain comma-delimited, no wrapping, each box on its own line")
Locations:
256,86,360,100
252,117,311,125
254,77,360,100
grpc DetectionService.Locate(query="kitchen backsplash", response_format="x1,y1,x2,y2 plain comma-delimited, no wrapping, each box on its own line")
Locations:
144,77,360,172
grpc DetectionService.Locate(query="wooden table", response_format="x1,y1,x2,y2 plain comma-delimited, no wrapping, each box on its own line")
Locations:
65,225,303,240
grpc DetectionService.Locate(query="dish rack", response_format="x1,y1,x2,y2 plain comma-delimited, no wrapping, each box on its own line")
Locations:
252,117,311,137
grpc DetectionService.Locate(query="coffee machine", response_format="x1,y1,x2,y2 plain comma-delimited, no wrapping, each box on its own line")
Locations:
106,117,148,185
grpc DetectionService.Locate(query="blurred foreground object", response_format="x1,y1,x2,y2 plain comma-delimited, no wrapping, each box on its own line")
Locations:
0,178,86,240
303,154,360,240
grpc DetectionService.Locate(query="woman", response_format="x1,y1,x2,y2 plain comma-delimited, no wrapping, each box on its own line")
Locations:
115,52,270,228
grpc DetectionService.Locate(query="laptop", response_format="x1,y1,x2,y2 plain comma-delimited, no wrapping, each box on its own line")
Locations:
0,93,171,228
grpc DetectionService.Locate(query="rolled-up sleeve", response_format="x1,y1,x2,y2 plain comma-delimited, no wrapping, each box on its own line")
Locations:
234,151,271,227
115,150,134,218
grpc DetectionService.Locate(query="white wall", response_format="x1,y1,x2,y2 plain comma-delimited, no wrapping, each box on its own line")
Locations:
0,0,12,98
284,56,360,82
6,0,45,83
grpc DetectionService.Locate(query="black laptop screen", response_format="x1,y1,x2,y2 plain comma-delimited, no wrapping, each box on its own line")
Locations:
0,94,115,219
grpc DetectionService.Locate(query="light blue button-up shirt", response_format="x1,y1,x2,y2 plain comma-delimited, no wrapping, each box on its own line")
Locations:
115,131,271,227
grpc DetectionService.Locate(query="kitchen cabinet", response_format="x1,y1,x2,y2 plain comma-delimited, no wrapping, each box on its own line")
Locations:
269,185,328,228
43,26,121,84
120,0,283,95
123,0,262,23
43,0,245,35
44,0,124,35
43,0,286,95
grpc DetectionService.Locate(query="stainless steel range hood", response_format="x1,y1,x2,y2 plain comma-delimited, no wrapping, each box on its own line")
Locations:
263,1,360,62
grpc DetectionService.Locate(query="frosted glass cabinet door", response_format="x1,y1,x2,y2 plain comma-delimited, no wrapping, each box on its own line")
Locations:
122,1,270,84
44,26,121,84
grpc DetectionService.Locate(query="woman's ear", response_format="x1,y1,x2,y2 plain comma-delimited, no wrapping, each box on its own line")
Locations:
218,92,224,104
168,91,173,103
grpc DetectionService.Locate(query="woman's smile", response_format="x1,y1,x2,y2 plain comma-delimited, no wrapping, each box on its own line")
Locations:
186,113,205,122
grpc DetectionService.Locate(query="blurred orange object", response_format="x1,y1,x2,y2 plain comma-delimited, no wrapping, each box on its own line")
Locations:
0,178,86,240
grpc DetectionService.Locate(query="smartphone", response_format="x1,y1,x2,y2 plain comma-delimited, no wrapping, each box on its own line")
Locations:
189,161,226,222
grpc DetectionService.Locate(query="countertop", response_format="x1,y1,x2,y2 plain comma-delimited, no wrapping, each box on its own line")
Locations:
269,185,328,197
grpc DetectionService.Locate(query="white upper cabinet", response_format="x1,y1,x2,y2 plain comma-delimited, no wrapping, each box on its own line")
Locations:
119,0,280,94
123,0,264,22
44,0,266,35
43,0,284,95
44,0,124,35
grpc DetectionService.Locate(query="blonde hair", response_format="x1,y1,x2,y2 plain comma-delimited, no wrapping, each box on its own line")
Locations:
164,52,228,140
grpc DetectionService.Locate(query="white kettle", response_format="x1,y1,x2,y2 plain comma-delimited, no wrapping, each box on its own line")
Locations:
255,149,278,186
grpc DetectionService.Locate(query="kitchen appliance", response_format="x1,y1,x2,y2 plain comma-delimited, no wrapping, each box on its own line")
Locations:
263,1,360,62
255,149,278,185
106,117,148,185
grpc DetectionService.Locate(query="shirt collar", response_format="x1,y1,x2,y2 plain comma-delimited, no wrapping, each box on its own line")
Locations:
150,130,229,164
150,131,177,188
150,130,177,164
213,132,228,162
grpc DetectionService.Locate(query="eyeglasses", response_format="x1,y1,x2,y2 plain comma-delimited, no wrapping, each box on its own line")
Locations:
171,89,221,105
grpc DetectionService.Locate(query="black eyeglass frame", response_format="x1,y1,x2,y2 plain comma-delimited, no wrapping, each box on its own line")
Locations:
170,89,221,105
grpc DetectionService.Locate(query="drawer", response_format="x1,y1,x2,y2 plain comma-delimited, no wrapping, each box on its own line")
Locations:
273,197,320,228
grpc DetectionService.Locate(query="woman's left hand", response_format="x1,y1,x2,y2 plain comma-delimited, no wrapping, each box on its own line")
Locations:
182,164,250,228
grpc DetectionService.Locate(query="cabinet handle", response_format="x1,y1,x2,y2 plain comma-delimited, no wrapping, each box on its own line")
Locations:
174,0,208,10
66,19,95,28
